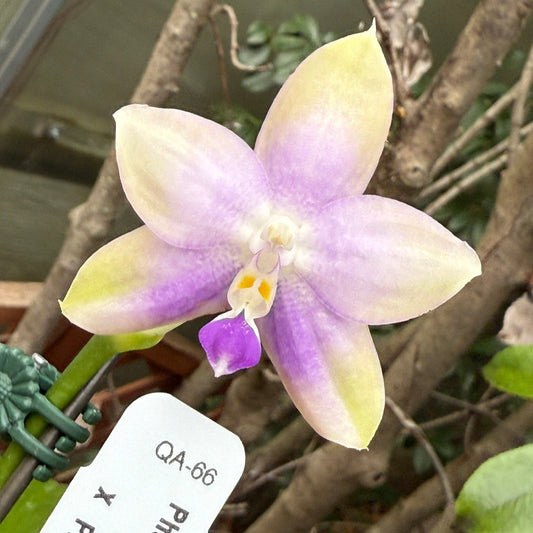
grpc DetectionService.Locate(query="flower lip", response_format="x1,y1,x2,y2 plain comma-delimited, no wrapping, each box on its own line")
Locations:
199,311,262,377
227,251,280,321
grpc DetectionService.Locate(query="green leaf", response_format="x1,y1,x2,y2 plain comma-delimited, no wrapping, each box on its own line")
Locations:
238,45,271,67
322,31,337,44
242,70,274,92
482,81,509,97
246,20,273,45
212,104,262,147
272,64,298,86
278,15,305,35
471,221,486,246
413,444,433,474
447,211,470,233
271,34,307,52
0,479,66,533
279,14,321,46
470,336,507,359
483,345,533,398
461,99,489,130
456,444,533,532
494,115,511,142
273,49,305,70
240,13,336,93
501,48,527,73
272,48,310,85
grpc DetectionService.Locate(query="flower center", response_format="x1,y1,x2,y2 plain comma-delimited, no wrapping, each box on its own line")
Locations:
198,214,299,377
262,215,296,249
250,214,299,267
229,214,299,320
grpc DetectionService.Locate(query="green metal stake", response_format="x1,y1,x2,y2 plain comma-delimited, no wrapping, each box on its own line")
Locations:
0,329,165,488
0,353,119,522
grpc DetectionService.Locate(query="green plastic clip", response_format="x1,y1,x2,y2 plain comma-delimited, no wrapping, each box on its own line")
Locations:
0,344,101,478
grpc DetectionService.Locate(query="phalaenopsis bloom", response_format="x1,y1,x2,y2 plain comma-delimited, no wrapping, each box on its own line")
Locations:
61,26,481,449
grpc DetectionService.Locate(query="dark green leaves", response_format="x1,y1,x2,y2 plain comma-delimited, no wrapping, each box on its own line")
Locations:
245,20,273,46
239,14,338,92
212,104,262,147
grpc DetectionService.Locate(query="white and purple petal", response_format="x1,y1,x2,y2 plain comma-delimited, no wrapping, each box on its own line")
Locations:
257,273,385,449
114,105,271,249
254,26,393,214
61,226,241,335
295,195,482,325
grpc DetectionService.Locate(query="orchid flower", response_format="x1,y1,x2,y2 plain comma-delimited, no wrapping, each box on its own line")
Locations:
60,26,481,449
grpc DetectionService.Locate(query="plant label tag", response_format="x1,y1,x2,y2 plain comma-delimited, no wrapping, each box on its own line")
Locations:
41,392,245,532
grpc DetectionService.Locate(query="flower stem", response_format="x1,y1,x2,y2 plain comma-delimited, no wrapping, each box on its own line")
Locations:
0,330,164,488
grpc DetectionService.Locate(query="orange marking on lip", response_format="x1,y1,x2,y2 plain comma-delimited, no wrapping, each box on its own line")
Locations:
238,275,255,289
258,280,271,301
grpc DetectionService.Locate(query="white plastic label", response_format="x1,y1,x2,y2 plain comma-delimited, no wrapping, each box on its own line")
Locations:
41,393,245,532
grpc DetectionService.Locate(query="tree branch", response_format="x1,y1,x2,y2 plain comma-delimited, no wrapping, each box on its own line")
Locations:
373,0,532,196
429,82,520,181
418,121,533,202
386,396,455,506
210,4,271,72
507,39,533,166
362,0,410,104
236,416,314,496
217,366,293,446
9,0,218,354
366,401,533,533
424,154,506,215
173,359,231,409
419,393,510,432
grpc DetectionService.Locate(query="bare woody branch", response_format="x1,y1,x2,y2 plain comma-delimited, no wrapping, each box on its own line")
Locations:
386,396,455,506
429,82,520,180
173,359,231,409
419,393,509,432
9,0,219,354
210,4,271,72
373,0,532,197
362,0,410,104
418,121,533,201
235,417,314,498
367,401,533,533
216,366,293,445
507,39,533,166
424,154,506,215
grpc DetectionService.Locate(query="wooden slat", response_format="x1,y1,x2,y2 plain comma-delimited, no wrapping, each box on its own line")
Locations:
0,281,42,307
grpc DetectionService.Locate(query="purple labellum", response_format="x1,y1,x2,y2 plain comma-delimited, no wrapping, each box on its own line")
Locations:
199,314,261,377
